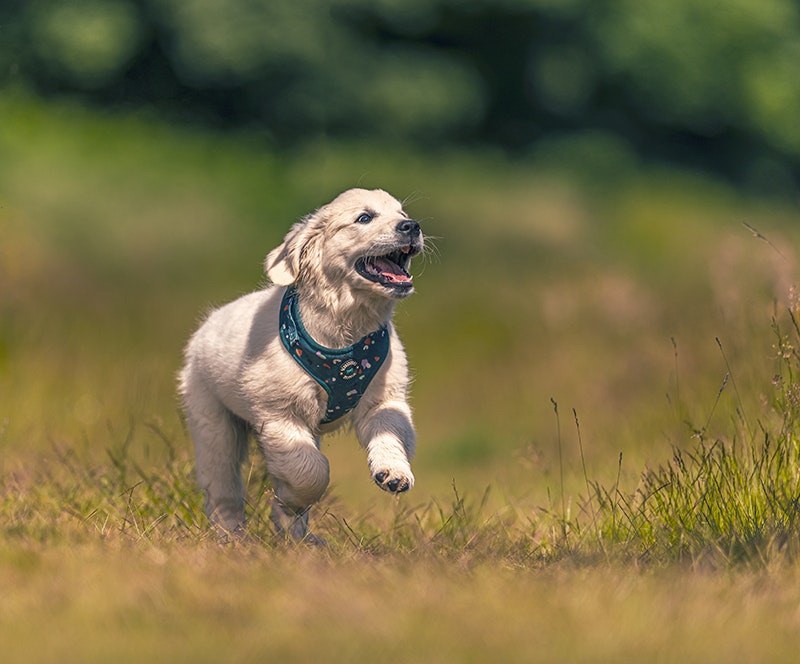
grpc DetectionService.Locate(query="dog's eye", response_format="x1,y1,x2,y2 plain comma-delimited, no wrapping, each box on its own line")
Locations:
355,212,374,224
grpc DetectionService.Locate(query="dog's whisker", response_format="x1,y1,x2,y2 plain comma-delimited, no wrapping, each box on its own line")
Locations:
402,191,429,208
420,237,442,264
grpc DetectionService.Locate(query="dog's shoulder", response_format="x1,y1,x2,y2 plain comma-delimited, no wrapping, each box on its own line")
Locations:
188,286,283,357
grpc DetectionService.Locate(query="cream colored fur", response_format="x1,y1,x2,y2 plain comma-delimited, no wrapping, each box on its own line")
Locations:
178,189,422,542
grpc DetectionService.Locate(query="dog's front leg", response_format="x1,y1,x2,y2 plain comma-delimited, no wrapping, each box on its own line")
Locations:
354,402,416,494
257,419,330,544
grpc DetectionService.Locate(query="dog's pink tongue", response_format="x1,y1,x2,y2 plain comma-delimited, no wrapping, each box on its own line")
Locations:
373,257,411,283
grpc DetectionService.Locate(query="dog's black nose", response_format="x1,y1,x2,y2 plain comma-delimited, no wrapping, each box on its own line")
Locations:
396,219,421,236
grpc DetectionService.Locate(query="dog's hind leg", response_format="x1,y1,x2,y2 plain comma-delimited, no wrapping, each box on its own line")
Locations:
183,379,250,536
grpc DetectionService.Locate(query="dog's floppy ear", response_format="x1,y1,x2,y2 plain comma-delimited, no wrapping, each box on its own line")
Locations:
265,221,304,285
264,207,326,286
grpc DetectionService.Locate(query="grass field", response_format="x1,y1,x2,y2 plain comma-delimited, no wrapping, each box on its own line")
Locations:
3,93,800,662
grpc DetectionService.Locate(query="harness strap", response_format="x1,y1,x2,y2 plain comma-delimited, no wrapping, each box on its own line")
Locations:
278,287,390,424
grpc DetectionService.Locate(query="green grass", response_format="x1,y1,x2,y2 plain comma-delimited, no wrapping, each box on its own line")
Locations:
4,92,800,661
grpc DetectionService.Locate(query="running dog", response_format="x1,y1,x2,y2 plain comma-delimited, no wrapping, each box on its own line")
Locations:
179,189,423,542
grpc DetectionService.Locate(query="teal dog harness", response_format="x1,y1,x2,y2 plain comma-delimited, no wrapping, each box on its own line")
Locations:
279,287,390,424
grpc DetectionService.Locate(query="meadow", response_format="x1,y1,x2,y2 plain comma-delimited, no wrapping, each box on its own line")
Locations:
3,93,800,662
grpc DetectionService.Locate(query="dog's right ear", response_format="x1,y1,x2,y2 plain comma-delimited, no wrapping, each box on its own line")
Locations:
264,219,310,285
264,222,301,285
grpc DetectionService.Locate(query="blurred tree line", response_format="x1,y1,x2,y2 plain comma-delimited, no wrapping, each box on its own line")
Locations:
3,0,800,192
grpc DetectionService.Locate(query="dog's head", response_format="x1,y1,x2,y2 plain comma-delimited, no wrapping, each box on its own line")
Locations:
265,189,424,301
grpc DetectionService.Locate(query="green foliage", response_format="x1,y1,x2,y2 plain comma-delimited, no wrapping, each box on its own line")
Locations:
4,0,800,185
27,0,143,88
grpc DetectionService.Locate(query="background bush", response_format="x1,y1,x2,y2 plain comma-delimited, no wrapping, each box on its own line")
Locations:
4,0,800,194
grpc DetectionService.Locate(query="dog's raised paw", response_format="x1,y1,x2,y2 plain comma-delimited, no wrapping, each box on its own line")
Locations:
373,470,412,493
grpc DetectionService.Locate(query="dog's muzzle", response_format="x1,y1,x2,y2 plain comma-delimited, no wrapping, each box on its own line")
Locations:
354,219,423,295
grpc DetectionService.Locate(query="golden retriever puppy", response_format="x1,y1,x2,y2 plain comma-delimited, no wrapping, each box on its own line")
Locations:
179,189,423,542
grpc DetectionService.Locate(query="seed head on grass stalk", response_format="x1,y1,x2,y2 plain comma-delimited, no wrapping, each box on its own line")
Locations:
550,398,568,545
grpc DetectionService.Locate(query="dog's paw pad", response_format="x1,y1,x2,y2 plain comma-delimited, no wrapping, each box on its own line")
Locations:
373,470,412,494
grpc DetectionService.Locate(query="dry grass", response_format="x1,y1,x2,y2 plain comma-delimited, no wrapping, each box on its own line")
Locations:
3,537,800,663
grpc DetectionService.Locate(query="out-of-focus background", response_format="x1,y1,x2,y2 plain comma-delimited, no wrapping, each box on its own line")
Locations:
2,0,800,505
6,0,800,189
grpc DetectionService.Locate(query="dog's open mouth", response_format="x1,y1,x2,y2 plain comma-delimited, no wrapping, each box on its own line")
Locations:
355,246,416,292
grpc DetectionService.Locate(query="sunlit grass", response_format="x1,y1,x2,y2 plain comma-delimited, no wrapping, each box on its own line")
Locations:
603,316,800,564
5,307,800,568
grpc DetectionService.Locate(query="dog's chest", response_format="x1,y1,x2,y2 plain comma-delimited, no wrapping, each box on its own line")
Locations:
278,287,390,424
